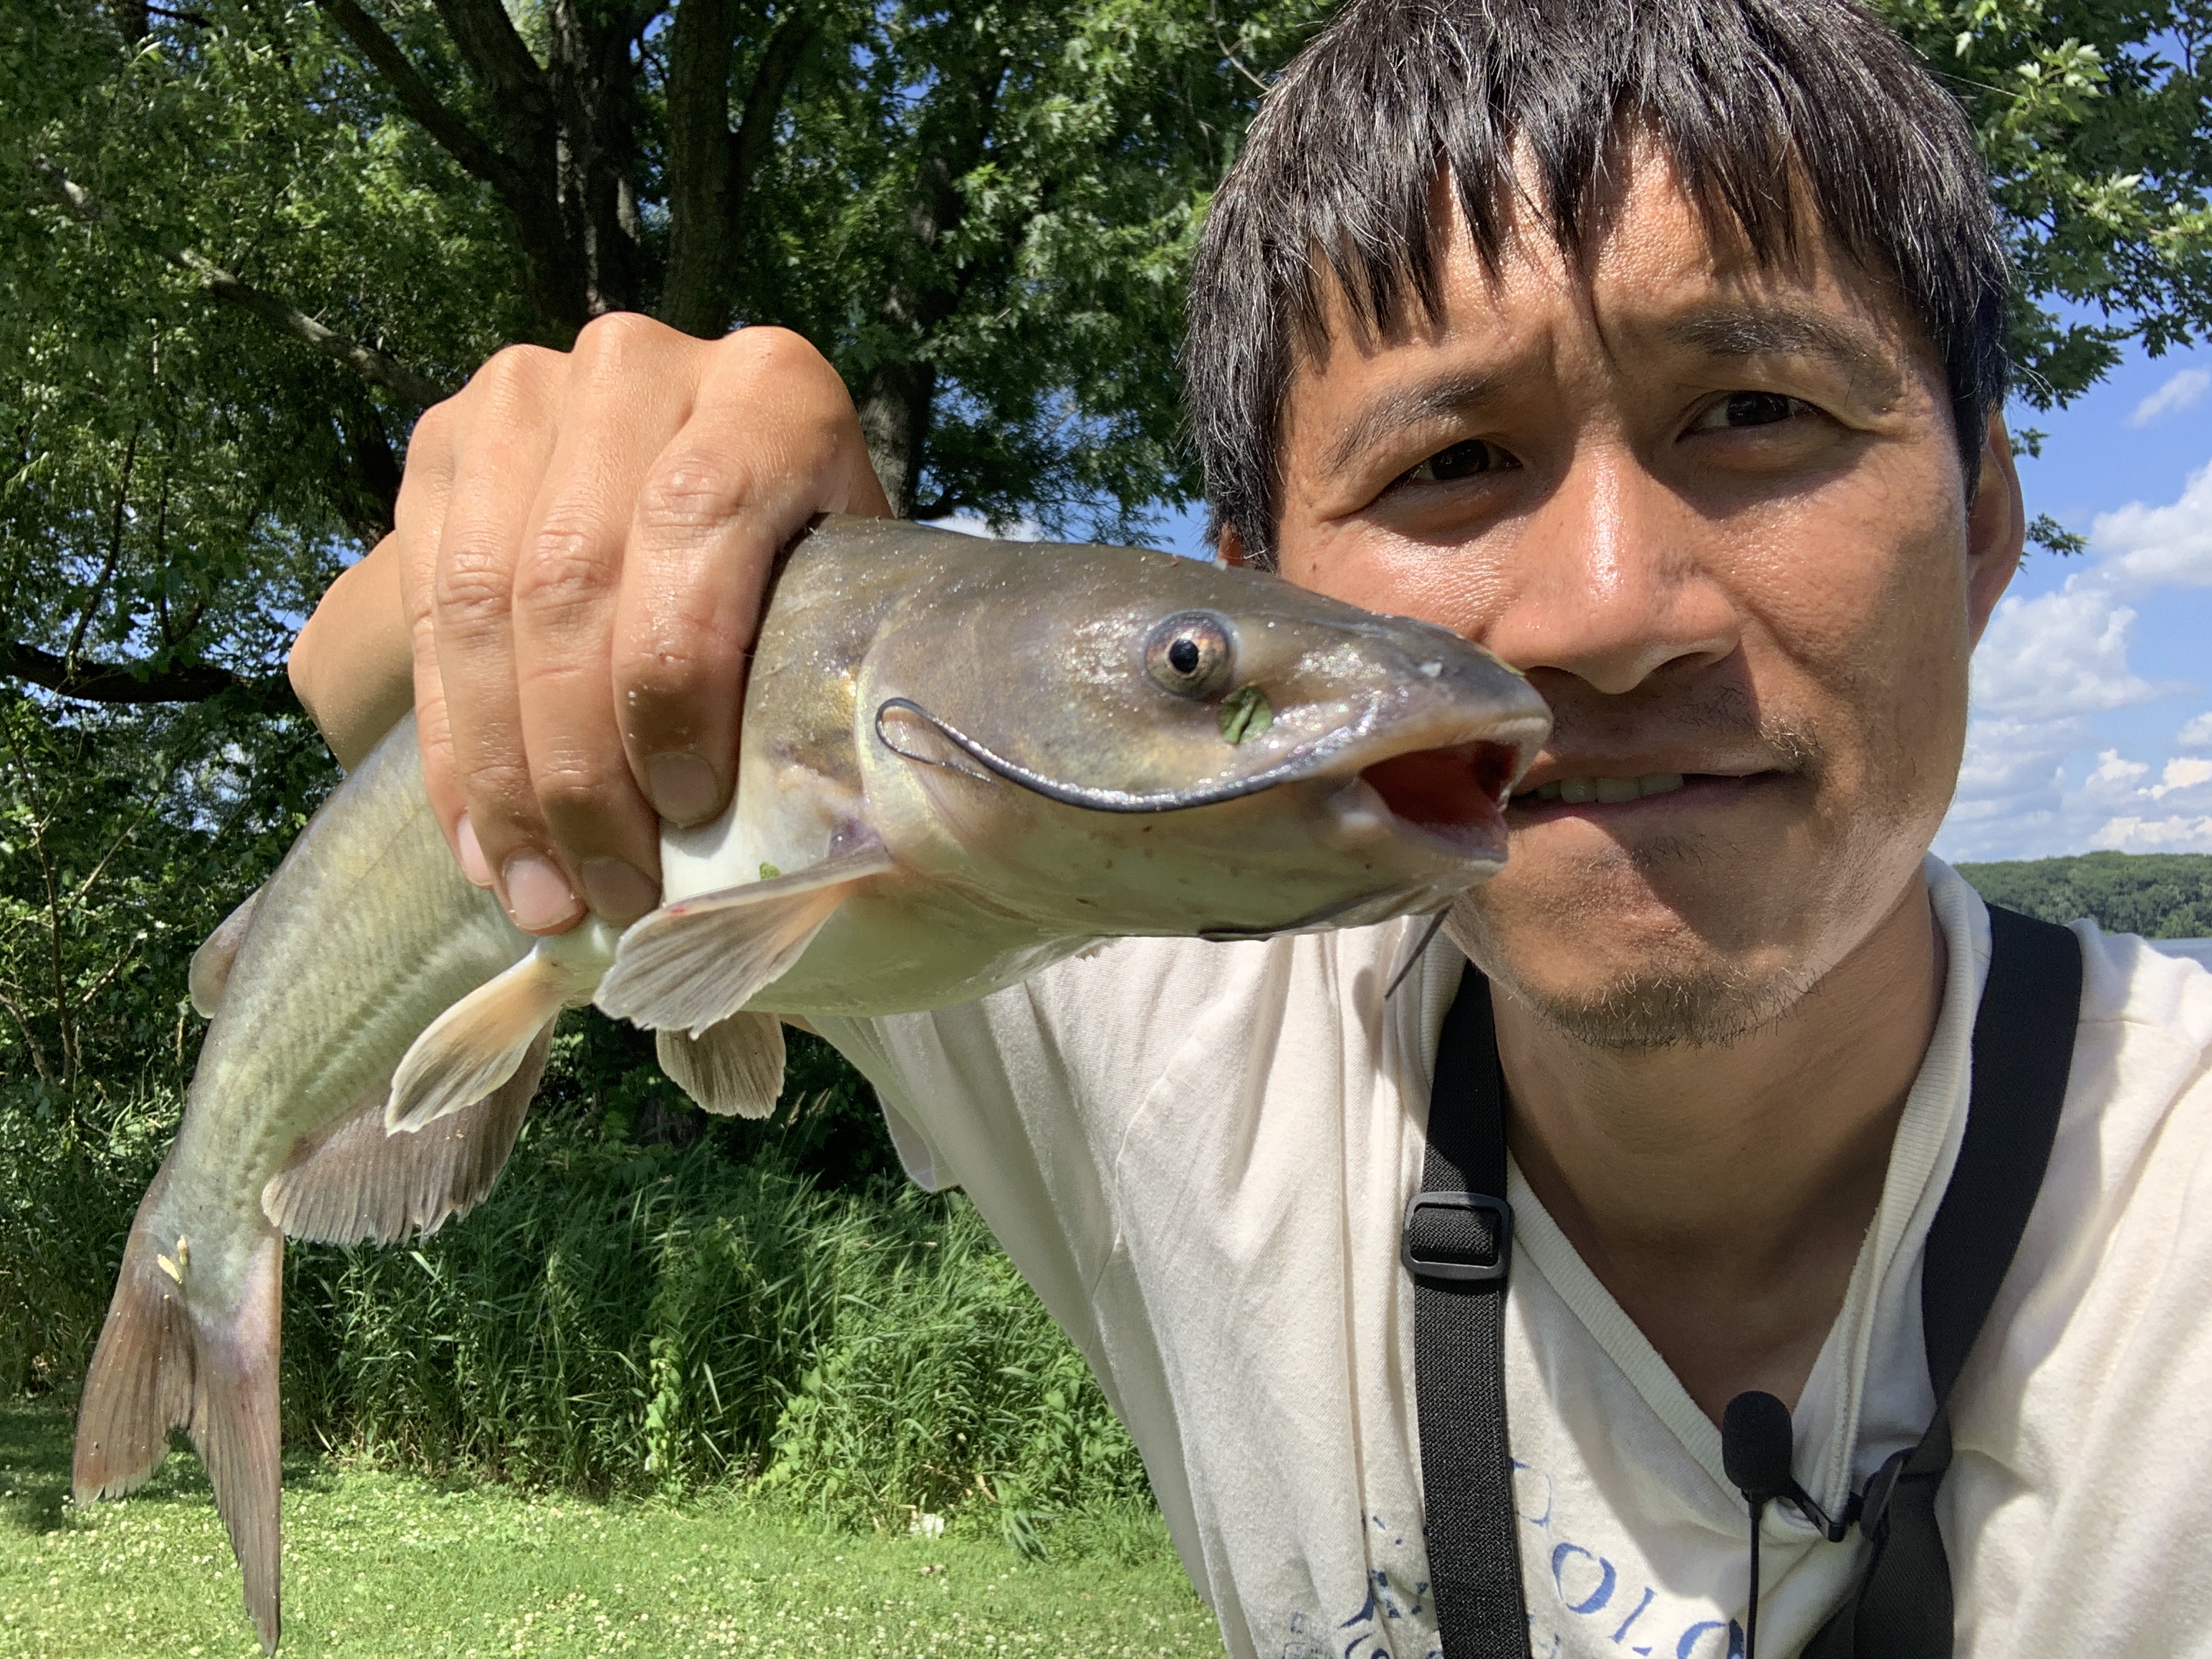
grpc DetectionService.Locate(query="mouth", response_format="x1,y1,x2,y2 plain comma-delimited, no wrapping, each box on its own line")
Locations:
1506,769,1776,819
1352,741,1521,856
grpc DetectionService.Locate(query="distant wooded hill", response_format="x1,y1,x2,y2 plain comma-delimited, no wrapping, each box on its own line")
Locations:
1956,852,2212,941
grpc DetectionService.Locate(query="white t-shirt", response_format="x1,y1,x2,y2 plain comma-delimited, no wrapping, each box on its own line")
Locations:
814,860,2212,1658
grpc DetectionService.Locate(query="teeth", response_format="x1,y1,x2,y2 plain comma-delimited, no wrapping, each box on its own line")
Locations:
1528,773,1688,804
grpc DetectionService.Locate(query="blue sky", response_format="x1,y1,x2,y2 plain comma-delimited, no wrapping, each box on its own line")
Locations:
1128,340,2212,864
1937,340,2212,862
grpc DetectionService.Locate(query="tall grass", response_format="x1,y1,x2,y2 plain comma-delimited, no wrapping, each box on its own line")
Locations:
0,1016,1150,1538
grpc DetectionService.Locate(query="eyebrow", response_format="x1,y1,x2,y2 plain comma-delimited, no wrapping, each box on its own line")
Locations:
1316,370,1513,481
1661,306,1905,403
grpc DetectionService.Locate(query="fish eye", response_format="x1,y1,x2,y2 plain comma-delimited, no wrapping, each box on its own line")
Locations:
1145,612,1234,698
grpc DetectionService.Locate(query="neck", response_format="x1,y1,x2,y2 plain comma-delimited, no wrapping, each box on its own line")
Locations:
1492,873,1946,1421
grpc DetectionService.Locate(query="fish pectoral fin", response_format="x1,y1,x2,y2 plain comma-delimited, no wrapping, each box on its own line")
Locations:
595,843,893,1033
188,886,264,1018
264,1024,553,1244
75,1175,285,1653
657,1014,785,1118
387,926,610,1134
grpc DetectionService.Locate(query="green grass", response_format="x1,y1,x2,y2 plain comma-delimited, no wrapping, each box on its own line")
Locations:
0,1402,1218,1658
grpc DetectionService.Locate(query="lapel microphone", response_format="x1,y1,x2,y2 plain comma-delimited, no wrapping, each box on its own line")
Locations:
1722,1390,1860,1659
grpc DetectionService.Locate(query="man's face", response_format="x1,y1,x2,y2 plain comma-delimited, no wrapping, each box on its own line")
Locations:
1264,150,2024,1047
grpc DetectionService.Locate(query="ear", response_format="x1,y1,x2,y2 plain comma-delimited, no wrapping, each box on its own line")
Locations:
1965,412,2026,648
1217,521,1251,567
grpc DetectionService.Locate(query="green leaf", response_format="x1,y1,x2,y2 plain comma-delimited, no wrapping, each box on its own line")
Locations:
1218,684,1273,744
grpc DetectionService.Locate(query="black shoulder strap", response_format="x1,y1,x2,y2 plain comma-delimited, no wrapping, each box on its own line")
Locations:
1404,964,1528,1656
1410,904,2084,1659
1802,904,2082,1658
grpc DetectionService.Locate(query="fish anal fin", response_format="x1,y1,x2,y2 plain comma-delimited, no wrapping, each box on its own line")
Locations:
264,1024,552,1244
189,888,263,1018
388,925,609,1133
74,1170,195,1506
596,845,893,1033
657,1014,784,1118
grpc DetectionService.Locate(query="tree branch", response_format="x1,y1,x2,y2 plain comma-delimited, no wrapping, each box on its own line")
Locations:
32,157,454,408
2,640,294,711
312,0,521,194
427,0,555,145
731,13,816,227
312,0,586,328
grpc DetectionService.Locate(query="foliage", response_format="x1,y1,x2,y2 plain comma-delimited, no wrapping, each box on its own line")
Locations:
1873,0,2212,407
1,1402,1206,1659
1956,850,2212,937
0,1012,1147,1532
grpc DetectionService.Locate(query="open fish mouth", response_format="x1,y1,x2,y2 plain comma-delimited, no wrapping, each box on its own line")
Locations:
1352,740,1521,858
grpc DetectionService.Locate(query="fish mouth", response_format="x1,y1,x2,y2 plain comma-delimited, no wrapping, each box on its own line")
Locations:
1350,741,1519,859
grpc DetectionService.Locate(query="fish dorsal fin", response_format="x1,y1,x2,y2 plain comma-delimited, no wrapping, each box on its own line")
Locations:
657,1013,785,1117
596,844,893,1034
263,1023,553,1244
188,887,264,1017
387,921,614,1133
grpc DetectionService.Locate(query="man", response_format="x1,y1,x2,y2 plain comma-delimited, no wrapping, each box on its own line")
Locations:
287,0,2212,1653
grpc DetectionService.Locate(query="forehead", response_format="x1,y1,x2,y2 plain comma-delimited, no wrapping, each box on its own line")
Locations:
1292,147,1931,408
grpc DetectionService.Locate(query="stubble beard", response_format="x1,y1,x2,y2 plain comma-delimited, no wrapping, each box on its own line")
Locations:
1446,881,1830,1050
1441,716,1845,1052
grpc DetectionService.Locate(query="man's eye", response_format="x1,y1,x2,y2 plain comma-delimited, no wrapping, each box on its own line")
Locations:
1694,391,1813,431
1405,439,1518,482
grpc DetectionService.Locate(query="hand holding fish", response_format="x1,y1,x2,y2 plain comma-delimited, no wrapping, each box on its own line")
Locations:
292,317,891,933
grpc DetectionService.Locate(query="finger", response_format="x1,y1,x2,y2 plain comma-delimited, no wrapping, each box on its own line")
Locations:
424,345,578,931
612,327,893,830
507,315,711,925
391,397,479,880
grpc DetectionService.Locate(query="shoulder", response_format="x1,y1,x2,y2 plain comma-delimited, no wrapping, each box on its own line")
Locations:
2064,920,2212,1146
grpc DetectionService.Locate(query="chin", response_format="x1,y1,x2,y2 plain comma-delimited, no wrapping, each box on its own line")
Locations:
1446,852,1833,1051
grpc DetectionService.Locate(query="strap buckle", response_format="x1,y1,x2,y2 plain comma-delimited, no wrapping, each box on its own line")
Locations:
1400,1191,1513,1284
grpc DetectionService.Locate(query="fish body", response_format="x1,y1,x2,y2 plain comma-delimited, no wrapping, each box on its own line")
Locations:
73,517,1551,1651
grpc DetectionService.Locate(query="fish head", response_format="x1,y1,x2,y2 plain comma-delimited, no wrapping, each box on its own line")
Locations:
855,541,1552,938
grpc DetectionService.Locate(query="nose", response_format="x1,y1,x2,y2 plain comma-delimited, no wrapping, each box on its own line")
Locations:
1483,446,1739,695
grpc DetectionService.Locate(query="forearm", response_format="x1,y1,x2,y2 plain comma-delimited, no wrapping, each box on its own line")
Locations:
288,536,415,769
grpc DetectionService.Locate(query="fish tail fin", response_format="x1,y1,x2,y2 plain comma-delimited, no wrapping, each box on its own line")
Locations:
596,845,892,1033
388,927,608,1133
76,1184,285,1653
74,1170,195,1506
192,1228,285,1654
657,1013,785,1118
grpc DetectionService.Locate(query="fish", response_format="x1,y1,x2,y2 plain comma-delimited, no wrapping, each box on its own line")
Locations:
72,514,1551,1651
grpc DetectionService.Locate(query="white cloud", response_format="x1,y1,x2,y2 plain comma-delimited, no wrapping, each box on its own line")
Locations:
2128,367,2211,428
1939,458,2212,860
2090,460,2212,591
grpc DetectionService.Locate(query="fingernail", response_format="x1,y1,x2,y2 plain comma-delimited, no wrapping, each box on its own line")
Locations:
581,857,658,924
503,854,581,933
456,815,494,886
647,752,722,824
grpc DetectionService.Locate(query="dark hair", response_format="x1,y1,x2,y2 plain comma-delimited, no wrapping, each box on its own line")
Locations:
1185,0,2010,564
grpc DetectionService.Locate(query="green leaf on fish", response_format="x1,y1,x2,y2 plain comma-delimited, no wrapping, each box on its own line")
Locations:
1219,684,1273,744
759,862,781,880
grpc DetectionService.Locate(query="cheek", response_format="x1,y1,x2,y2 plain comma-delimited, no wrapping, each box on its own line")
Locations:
1740,497,1974,815
1280,527,1513,643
